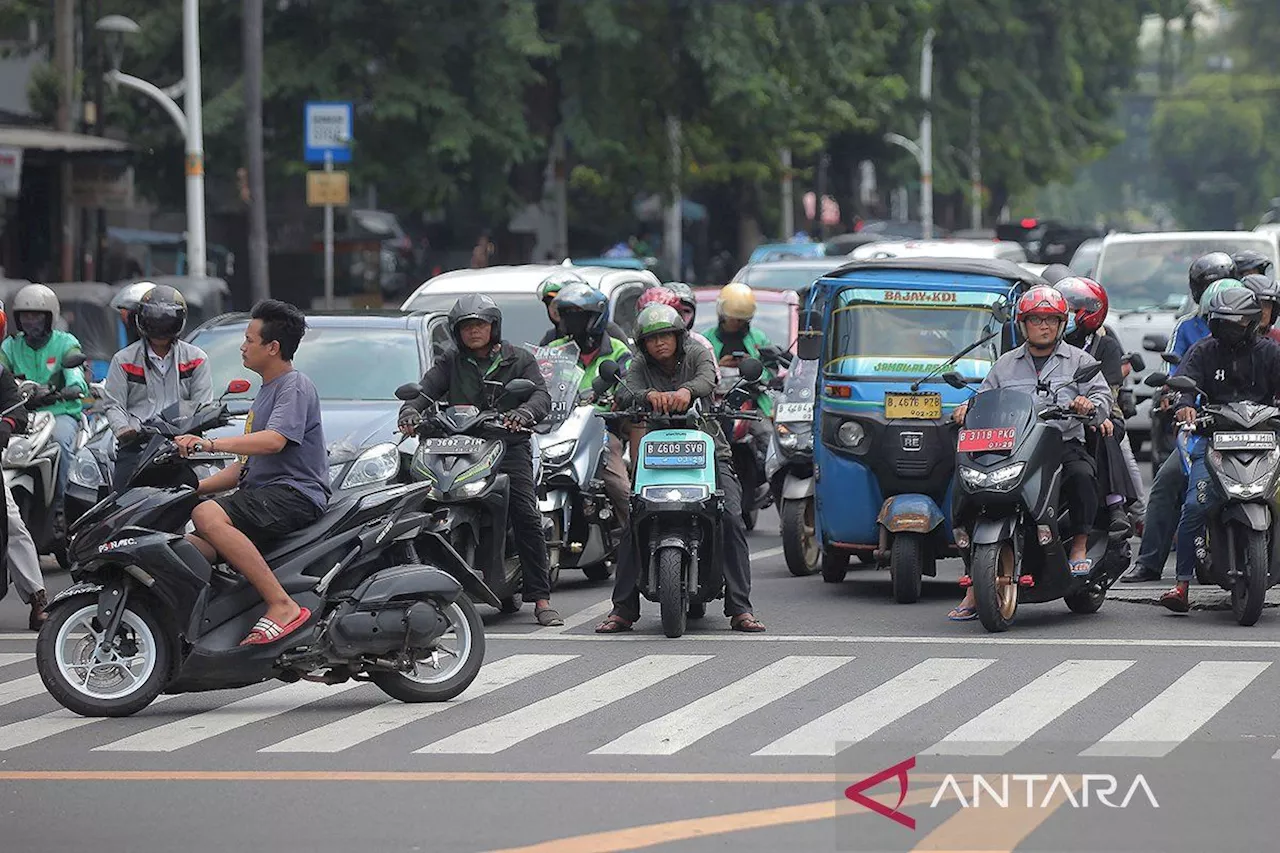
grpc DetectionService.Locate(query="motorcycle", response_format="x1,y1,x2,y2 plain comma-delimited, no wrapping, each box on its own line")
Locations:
5,351,89,569
534,342,620,588
1166,372,1280,626
718,344,790,531
395,375,541,614
597,358,765,638
768,357,819,576
947,362,1131,632
66,382,114,527
38,383,489,717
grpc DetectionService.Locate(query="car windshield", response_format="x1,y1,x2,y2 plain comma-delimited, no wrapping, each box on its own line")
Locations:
737,265,840,291
826,287,1003,380
189,325,422,400
1070,241,1102,277
404,292,551,350
695,301,792,349
1097,237,1277,312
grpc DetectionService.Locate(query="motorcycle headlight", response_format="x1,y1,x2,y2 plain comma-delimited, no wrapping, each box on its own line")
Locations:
1218,447,1280,499
959,462,1024,491
4,412,54,467
339,443,400,489
69,448,103,488
640,484,710,503
541,439,576,465
837,421,865,448
777,423,813,455
450,480,488,499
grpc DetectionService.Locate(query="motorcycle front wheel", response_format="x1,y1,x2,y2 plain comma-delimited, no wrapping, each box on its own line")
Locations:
1232,526,1268,627
781,498,819,577
971,542,1018,632
656,546,687,638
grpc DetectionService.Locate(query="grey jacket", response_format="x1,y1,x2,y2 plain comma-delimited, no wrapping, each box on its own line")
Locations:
104,339,214,436
977,341,1112,444
618,332,728,458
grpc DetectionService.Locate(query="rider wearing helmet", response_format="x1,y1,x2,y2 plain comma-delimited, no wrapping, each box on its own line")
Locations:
103,284,213,485
0,284,90,521
637,285,720,379
536,270,629,346
0,296,44,630
1169,252,1237,359
594,303,765,634
666,282,698,329
547,283,634,521
398,294,562,626
110,280,157,344
1241,273,1280,343
1038,264,1075,285
1230,249,1274,280
1164,287,1280,612
949,285,1113,620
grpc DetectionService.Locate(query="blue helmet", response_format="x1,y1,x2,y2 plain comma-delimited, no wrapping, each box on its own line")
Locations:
553,282,610,344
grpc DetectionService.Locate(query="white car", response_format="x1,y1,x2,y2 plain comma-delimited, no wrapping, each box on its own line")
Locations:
849,239,1029,263
1093,230,1280,459
400,263,661,350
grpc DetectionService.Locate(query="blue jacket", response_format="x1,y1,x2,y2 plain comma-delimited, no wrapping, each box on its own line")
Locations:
1169,315,1210,360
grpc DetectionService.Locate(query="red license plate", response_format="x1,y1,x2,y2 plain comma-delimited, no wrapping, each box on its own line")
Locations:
957,428,1016,452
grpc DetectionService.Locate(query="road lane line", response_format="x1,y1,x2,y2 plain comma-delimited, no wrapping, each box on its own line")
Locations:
755,657,995,757
0,653,34,667
536,599,612,635
1081,660,1270,758
416,654,710,754
260,654,577,753
485,633,1280,648
0,674,46,707
592,655,851,756
924,659,1134,756
0,694,179,751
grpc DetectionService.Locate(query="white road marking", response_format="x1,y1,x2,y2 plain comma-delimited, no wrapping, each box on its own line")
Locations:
592,655,851,756
0,695,179,751
0,674,46,707
1081,660,1271,758
755,658,995,757
924,659,1134,756
486,633,1280,649
416,654,710,754
0,653,34,667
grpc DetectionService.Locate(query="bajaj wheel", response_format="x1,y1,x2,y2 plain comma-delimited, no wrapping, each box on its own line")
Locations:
656,546,687,638
971,542,1017,632
890,533,926,604
1232,527,1268,627
821,547,849,583
371,598,486,702
36,594,169,717
782,498,820,577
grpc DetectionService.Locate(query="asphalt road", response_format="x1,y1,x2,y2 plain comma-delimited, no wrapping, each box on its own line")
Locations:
3,511,1280,853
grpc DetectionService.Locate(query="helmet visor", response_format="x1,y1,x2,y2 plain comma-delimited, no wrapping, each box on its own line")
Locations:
137,302,186,340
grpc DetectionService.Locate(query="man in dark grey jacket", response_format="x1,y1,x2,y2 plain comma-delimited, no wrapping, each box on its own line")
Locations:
595,304,765,633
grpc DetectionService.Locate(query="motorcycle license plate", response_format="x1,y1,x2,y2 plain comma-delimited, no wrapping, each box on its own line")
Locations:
420,437,486,454
957,428,1016,452
775,402,813,422
643,440,707,469
1212,431,1277,451
884,392,942,420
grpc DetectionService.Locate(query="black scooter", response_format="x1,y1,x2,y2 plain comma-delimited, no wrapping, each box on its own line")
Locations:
947,363,1131,632
37,384,491,718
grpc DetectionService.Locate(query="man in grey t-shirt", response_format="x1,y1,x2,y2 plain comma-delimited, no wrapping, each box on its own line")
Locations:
175,300,329,647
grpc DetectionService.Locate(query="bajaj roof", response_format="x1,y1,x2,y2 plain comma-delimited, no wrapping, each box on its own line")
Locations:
821,257,1049,290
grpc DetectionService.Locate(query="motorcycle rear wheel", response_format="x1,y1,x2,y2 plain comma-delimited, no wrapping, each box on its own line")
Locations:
657,547,687,638
371,599,486,702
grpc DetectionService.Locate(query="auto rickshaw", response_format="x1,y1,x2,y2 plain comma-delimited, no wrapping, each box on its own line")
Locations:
810,258,1044,602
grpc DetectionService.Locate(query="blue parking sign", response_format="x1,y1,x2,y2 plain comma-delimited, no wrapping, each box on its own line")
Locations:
304,102,353,164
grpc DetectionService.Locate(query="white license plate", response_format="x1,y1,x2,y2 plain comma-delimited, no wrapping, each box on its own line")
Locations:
775,402,813,422
421,437,486,454
1212,432,1277,451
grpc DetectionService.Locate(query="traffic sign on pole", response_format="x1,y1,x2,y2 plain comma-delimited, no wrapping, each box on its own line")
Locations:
304,101,353,164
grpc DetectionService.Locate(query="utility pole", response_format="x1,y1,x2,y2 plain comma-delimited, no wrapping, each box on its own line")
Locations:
969,95,982,231
243,0,269,300
919,28,934,240
55,0,76,281
780,147,794,239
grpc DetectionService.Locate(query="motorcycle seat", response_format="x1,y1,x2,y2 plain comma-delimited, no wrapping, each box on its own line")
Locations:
261,494,364,564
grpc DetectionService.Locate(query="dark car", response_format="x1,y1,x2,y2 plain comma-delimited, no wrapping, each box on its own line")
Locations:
185,310,451,491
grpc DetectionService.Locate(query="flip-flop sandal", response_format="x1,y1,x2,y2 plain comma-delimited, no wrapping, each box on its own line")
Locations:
535,607,563,627
731,614,766,633
240,607,311,646
1069,559,1093,578
594,615,633,634
947,606,978,622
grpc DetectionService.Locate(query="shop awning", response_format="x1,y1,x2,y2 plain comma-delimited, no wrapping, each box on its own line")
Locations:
0,126,128,153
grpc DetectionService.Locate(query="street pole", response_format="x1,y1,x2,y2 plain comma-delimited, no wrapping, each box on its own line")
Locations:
780,147,794,239
969,95,982,231
182,0,207,279
93,0,106,280
919,28,934,240
243,0,269,301
664,115,682,281
56,0,75,281
323,151,334,309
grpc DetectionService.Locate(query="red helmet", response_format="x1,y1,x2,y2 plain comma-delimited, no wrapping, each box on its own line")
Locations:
1053,276,1109,336
637,286,680,311
1015,285,1069,341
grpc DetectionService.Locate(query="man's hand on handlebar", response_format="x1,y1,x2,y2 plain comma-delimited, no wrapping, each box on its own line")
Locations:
173,434,204,457
1175,406,1197,425
502,408,535,431
951,403,968,425
1069,396,1095,417
397,410,423,436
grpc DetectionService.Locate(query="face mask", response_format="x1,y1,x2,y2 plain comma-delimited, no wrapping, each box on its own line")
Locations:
19,313,50,345
1215,322,1250,348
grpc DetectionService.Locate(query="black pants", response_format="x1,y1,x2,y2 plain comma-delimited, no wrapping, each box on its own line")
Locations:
610,458,753,622
1089,425,1137,504
1061,440,1099,538
113,449,141,491
501,442,552,602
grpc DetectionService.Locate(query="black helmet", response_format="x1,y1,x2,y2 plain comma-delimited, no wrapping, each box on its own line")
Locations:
1241,273,1280,307
1206,287,1261,348
1232,249,1274,278
553,282,610,345
447,293,502,349
135,285,188,341
1039,264,1074,285
1189,252,1237,304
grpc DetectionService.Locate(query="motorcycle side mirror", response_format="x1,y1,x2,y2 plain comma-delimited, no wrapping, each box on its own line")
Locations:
990,303,1012,324
795,332,822,361
1124,353,1147,373
942,371,968,390
597,360,621,384
1167,375,1198,393
1144,372,1169,387
225,379,252,395
591,376,611,397
395,382,424,401
1142,333,1169,353
738,357,765,383
495,378,537,411
1161,352,1181,366
61,352,87,370
1073,362,1103,383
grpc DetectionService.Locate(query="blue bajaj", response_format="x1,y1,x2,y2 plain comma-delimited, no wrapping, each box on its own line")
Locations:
812,259,1038,602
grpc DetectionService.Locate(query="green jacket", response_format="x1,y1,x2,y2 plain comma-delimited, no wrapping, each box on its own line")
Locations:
0,331,89,418
703,324,776,417
550,334,632,409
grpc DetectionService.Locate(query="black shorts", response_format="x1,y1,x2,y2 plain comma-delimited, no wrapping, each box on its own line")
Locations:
213,484,324,550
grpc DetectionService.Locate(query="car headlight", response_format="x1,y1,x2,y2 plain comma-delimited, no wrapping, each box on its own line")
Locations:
959,462,1024,491
69,449,103,488
339,443,400,489
640,484,710,503
837,421,865,448
541,439,576,465
4,412,54,467
450,480,488,499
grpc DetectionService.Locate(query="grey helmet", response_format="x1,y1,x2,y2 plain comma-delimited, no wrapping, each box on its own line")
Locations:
447,293,503,348
13,284,60,348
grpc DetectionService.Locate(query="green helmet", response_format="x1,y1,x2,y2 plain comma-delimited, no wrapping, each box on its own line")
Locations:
634,304,684,342
538,270,587,303
1200,277,1244,314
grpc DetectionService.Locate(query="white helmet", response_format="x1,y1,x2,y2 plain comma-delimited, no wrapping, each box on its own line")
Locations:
13,284,60,327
